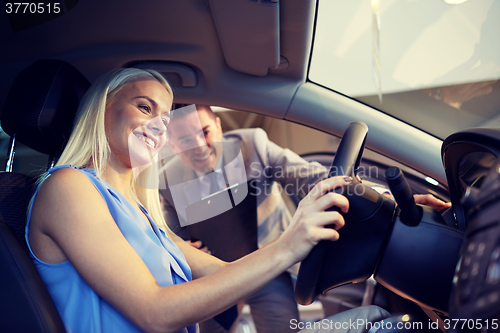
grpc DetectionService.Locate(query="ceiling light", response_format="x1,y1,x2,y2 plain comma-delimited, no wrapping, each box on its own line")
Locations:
425,177,439,186
444,0,468,4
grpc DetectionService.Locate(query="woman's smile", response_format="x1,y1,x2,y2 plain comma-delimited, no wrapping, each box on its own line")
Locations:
133,130,159,150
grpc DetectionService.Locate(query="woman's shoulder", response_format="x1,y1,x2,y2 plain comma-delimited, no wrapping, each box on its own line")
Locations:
32,166,112,237
46,165,96,179
44,166,88,185
37,166,102,204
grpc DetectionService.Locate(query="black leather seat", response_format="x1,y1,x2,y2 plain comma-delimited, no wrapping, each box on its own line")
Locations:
0,59,90,332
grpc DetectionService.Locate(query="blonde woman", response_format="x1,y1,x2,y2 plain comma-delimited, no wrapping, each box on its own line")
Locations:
25,68,388,333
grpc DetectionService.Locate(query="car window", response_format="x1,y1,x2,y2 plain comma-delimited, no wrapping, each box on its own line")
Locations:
214,108,450,204
310,0,500,140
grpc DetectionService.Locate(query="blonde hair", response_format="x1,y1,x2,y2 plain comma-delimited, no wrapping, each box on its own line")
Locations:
44,68,173,230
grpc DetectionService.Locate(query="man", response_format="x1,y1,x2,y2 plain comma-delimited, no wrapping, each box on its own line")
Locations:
159,105,451,333
160,105,329,333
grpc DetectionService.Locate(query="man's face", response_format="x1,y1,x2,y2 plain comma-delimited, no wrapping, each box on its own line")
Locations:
168,109,223,173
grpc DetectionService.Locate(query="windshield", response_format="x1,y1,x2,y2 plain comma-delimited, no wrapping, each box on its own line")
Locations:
309,0,500,139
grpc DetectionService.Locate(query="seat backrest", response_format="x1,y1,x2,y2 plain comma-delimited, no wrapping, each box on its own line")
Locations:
0,59,90,332
0,172,66,332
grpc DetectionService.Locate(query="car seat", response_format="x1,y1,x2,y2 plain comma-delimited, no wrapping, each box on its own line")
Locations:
0,59,90,332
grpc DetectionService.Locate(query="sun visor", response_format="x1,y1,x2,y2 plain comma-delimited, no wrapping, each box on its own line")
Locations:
208,0,280,76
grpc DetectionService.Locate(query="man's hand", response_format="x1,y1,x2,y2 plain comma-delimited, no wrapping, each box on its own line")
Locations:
186,240,211,254
382,190,451,211
414,194,451,211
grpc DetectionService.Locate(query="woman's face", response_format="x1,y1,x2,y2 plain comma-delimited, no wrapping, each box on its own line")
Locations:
105,79,172,169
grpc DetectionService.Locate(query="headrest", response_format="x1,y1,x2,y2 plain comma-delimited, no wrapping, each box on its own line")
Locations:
1,60,90,157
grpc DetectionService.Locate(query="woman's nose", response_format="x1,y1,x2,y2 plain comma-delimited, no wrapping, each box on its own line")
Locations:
146,115,167,135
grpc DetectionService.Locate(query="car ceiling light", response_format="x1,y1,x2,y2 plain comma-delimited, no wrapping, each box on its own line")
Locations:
443,0,468,4
425,177,439,186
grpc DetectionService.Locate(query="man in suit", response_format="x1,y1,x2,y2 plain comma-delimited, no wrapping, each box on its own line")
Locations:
160,105,328,333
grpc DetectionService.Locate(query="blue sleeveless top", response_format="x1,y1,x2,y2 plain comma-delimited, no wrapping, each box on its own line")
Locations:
25,165,198,333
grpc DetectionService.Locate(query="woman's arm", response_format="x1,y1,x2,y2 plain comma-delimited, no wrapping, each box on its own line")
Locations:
29,168,350,333
169,232,227,279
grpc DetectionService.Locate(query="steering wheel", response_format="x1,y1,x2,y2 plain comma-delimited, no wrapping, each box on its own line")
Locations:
295,121,464,316
294,121,396,305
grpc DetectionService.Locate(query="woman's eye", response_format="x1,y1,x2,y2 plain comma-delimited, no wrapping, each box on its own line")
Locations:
139,105,151,113
203,130,209,136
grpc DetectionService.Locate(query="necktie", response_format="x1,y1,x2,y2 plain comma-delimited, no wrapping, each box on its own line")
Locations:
209,171,220,194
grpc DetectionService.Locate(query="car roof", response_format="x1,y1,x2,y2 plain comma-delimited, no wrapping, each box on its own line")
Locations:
2,0,499,185
0,0,311,113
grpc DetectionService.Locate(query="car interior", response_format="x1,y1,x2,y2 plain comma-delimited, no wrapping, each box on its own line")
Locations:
1,0,500,332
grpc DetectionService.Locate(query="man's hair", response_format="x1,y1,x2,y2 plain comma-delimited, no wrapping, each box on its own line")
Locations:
46,68,173,229
170,104,216,124
195,105,215,119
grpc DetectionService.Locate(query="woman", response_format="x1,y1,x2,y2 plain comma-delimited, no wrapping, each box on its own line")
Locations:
25,68,388,333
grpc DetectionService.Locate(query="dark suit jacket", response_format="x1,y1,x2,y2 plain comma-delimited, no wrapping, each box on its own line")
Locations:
159,128,328,250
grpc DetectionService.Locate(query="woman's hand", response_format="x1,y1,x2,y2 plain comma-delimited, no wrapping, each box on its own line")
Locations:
277,175,351,265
